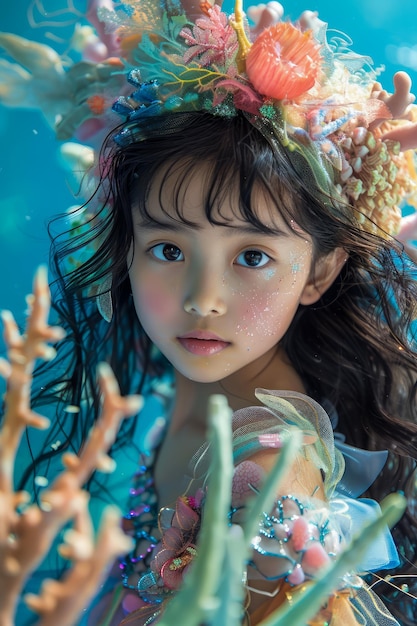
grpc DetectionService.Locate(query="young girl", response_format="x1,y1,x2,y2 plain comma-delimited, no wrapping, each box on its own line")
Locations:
3,0,417,624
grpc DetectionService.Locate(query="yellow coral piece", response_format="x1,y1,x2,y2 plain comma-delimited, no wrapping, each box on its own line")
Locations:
231,0,252,72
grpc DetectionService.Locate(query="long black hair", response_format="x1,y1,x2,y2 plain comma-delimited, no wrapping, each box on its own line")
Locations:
19,111,417,622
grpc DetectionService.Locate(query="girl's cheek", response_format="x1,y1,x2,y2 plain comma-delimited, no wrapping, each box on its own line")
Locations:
235,291,281,338
134,281,178,324
234,278,303,340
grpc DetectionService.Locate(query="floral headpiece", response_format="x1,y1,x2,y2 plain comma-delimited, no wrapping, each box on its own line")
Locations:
94,0,417,238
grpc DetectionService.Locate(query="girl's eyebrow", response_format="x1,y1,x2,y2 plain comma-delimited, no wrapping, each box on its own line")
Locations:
136,219,289,237
137,220,194,231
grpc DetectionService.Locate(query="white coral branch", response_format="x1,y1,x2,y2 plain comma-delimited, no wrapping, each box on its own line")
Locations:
25,505,133,626
0,267,141,626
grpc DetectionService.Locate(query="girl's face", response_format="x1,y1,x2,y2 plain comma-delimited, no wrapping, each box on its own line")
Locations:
128,165,316,384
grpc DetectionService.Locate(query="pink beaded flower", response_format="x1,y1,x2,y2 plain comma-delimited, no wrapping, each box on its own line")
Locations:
250,494,344,585
151,492,203,590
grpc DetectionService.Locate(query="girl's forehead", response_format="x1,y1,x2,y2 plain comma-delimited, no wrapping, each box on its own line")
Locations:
144,160,295,233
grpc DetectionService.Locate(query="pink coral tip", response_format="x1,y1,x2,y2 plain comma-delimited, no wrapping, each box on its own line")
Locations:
291,516,310,551
301,542,330,575
287,563,305,585
246,22,322,100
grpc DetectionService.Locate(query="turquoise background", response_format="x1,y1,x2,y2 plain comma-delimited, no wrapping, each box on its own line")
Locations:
1,0,417,349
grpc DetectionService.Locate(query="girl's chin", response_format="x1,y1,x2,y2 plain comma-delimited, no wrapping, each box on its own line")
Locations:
177,372,230,384
173,363,236,385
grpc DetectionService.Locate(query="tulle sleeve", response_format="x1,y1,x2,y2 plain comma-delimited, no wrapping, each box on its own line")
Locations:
231,389,345,497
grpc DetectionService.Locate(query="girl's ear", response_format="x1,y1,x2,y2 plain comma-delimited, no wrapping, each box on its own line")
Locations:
300,248,347,305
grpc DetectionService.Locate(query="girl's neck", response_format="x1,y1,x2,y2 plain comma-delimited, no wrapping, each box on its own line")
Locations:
154,346,305,508
168,345,305,433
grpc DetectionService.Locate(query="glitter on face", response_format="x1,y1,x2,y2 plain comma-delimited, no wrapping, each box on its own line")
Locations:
290,247,309,275
264,268,277,280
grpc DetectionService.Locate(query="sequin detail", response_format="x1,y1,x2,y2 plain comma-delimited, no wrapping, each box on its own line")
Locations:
120,456,160,594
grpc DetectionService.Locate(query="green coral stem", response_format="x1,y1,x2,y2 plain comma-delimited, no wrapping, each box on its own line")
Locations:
156,394,234,626
207,525,247,626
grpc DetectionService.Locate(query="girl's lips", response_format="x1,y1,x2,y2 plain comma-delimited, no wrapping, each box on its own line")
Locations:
177,336,231,356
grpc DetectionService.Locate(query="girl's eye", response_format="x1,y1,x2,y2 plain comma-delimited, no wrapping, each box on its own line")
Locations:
235,249,271,268
150,243,184,262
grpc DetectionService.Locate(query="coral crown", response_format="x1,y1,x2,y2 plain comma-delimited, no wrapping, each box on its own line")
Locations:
105,0,417,237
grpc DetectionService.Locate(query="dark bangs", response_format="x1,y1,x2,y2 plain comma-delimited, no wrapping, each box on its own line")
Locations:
107,111,351,255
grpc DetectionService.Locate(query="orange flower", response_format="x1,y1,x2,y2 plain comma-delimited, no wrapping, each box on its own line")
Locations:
246,23,322,100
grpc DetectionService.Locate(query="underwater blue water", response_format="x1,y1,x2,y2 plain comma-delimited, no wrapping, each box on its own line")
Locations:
0,0,417,353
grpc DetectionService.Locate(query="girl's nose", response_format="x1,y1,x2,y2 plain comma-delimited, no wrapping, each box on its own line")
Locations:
183,267,227,317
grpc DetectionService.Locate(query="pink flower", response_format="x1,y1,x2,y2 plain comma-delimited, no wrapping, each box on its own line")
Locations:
246,22,322,100
151,496,202,590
